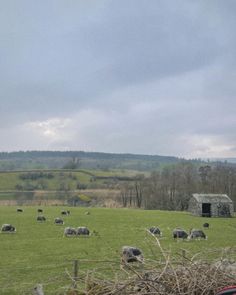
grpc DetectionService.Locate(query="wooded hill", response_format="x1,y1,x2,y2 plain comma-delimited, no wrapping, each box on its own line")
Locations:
1,151,236,210
0,150,188,171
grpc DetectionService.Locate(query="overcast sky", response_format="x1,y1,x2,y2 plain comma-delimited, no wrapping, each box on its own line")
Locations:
0,0,236,158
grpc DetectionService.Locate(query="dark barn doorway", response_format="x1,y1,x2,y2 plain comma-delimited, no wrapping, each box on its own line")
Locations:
202,203,211,217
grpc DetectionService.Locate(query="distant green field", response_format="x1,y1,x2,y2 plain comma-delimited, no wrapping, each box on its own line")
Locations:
0,170,93,191
0,207,235,294
0,169,141,194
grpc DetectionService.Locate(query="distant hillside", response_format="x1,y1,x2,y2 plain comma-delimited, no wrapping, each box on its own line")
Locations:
210,158,236,164
0,151,200,171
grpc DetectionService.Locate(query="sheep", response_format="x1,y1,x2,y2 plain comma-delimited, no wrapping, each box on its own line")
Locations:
173,228,188,240
54,217,64,225
61,210,68,215
149,227,162,236
37,209,43,213
64,227,77,237
1,224,16,233
188,229,207,240
121,246,143,263
37,216,46,222
77,227,90,236
203,222,209,228
17,208,23,212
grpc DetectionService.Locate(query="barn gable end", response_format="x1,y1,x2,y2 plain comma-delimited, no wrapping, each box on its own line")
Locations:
189,194,234,217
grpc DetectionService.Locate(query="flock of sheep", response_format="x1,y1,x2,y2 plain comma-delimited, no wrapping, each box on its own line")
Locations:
122,225,209,263
1,208,90,237
1,207,209,264
149,225,208,239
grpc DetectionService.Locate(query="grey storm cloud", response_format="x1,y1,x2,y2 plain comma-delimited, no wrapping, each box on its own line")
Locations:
0,0,236,157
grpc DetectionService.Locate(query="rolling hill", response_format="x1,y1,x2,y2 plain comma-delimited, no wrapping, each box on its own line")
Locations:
0,150,200,171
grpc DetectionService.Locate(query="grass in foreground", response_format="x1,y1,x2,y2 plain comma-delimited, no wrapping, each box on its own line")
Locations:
0,206,235,294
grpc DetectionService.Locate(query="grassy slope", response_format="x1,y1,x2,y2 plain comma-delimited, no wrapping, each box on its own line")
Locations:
0,169,140,194
0,172,20,191
0,171,91,191
0,206,235,294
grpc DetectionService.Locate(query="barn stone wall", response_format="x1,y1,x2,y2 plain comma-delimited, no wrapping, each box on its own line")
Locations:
213,202,234,217
188,196,234,217
188,198,201,216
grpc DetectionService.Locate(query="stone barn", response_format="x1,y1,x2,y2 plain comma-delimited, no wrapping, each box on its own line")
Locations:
189,194,234,217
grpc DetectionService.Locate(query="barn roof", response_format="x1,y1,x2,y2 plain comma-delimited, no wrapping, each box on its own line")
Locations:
192,194,233,203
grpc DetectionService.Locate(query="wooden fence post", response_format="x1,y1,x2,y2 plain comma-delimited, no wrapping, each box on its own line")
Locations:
181,249,186,263
73,259,78,289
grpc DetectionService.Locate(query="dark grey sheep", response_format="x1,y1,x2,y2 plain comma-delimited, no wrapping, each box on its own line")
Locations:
173,228,188,239
54,218,64,225
203,222,209,228
189,229,207,240
64,227,77,237
1,224,16,232
17,208,23,212
149,227,162,236
77,226,90,236
37,216,46,222
122,246,143,263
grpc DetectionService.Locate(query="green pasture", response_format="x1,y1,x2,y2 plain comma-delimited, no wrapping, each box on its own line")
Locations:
0,206,235,294
0,171,91,191
0,169,139,193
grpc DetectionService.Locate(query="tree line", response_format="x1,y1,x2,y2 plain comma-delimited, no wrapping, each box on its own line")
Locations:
0,151,183,171
118,162,236,210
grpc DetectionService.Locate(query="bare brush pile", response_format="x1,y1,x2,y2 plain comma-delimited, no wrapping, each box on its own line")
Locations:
79,258,236,295
72,235,236,295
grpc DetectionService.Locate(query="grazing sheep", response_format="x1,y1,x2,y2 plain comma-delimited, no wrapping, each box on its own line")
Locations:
1,224,16,233
67,210,70,215
64,227,77,237
173,228,188,240
85,211,90,215
122,246,143,263
188,229,207,240
203,222,209,228
37,209,43,213
17,208,23,212
77,227,90,236
37,216,46,222
61,210,68,215
54,217,64,225
149,227,162,236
